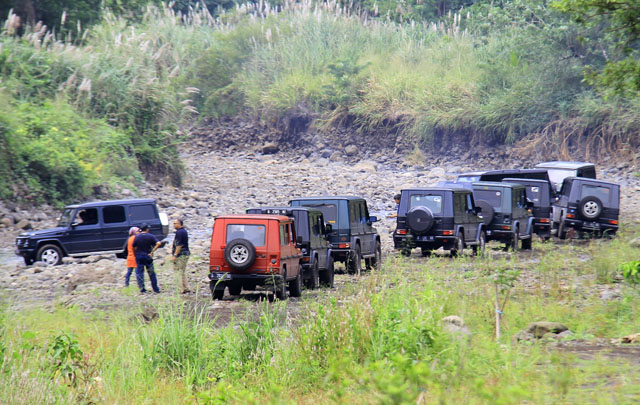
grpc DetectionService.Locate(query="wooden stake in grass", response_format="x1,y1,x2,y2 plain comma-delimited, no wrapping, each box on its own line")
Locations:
491,262,520,340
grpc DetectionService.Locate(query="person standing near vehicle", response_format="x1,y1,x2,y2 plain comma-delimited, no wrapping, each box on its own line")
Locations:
133,223,162,293
170,218,191,294
124,226,140,287
387,193,401,218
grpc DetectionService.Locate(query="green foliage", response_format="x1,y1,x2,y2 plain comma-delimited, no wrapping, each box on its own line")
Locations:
47,332,84,385
620,261,640,286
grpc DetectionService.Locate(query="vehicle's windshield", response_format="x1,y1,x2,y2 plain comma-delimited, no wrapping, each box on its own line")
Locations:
474,189,503,209
226,224,266,246
57,208,75,227
409,194,443,214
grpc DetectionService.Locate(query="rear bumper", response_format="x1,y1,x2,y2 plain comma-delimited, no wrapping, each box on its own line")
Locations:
485,229,514,243
533,222,551,237
563,219,618,234
208,272,283,290
393,234,455,250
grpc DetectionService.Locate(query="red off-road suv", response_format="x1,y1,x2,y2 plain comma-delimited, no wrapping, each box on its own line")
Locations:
209,214,303,300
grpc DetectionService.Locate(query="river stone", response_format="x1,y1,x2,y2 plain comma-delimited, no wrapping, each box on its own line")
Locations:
354,161,377,173
344,145,358,156
1,217,13,227
442,315,470,337
429,167,445,178
630,238,640,248
262,142,279,154
517,321,569,341
15,219,32,230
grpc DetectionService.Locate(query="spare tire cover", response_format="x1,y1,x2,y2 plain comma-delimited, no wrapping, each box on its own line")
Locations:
224,238,257,271
406,207,434,234
475,200,495,226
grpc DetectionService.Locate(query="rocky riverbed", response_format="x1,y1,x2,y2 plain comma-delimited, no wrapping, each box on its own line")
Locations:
1,143,639,312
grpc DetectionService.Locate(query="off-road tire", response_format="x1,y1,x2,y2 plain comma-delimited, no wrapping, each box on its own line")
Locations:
320,257,335,288
289,265,303,297
276,269,288,300
421,248,432,257
347,244,362,274
521,228,533,250
472,231,486,257
224,239,256,271
229,284,242,295
450,234,464,257
558,219,568,240
476,200,495,226
510,227,520,251
366,241,382,271
37,244,63,266
305,261,320,289
212,289,224,300
406,207,434,234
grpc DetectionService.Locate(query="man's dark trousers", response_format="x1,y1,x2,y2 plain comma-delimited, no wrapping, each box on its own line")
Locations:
135,254,160,293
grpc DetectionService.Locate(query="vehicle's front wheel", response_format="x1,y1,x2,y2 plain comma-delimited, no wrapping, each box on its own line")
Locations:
23,256,35,266
37,244,63,266
320,257,335,288
289,265,303,297
472,232,486,257
367,241,382,271
450,234,464,257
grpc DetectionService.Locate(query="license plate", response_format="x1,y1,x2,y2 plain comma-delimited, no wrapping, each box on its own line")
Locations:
583,221,600,229
417,235,435,241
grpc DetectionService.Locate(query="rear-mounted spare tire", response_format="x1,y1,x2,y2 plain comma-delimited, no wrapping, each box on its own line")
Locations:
224,238,256,271
475,200,494,226
406,207,434,234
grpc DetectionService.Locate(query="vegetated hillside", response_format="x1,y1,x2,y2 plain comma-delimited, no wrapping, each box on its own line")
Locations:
1,0,639,206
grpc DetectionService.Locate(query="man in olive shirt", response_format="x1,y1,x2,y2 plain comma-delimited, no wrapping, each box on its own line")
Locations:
132,223,162,293
171,218,191,294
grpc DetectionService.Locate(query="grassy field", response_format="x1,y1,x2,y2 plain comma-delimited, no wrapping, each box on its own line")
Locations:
2,226,640,404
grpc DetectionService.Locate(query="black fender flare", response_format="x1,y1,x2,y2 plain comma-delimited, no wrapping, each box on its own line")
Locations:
526,217,535,236
455,225,465,238
37,239,68,256
475,224,486,241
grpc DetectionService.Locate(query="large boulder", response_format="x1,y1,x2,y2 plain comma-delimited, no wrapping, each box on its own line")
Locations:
515,321,569,342
344,145,358,156
442,315,470,337
15,219,32,230
261,142,279,155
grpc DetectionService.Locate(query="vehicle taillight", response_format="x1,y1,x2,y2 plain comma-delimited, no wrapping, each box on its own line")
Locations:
397,229,407,235
301,257,310,262
567,213,576,219
609,220,618,225
442,230,454,236
211,265,221,271
539,218,550,223
500,225,511,230
339,243,351,249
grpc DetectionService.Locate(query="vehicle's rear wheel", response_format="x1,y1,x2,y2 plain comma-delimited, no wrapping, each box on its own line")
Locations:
347,244,362,274
521,228,533,250
472,231,486,257
400,248,412,257
421,248,432,257
450,234,464,257
229,284,242,295
289,265,303,297
305,261,320,289
558,220,568,240
510,228,520,251
276,269,288,300
212,289,224,300
37,244,63,266
320,257,335,288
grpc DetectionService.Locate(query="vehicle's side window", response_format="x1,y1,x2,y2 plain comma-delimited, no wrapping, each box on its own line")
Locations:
287,224,294,245
454,194,465,214
75,208,98,226
312,215,322,237
466,194,474,211
130,204,156,221
349,203,357,226
280,224,287,246
362,203,370,223
104,205,126,223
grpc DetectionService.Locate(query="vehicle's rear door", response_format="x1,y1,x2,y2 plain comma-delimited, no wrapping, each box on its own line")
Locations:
101,204,129,251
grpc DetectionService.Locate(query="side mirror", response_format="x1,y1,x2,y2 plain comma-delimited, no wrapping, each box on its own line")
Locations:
369,216,378,223
474,206,482,215
325,223,333,234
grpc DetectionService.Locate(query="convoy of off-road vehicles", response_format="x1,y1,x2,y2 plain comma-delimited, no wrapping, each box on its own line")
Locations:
14,160,622,301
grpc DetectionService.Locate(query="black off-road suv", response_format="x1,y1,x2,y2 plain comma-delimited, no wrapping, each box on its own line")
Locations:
15,199,168,265
393,187,487,257
502,178,553,239
551,177,620,239
471,182,535,250
289,196,381,273
534,161,596,192
247,207,335,288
